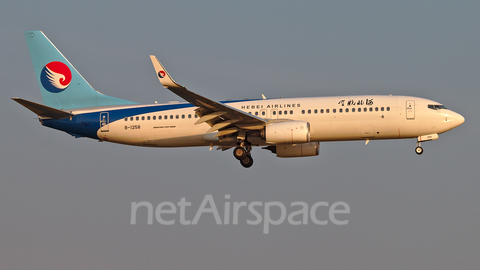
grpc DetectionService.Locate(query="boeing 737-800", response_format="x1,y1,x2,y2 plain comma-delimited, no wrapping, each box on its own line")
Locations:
13,31,465,168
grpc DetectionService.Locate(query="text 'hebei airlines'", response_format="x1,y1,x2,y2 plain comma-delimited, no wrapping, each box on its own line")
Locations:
14,31,465,168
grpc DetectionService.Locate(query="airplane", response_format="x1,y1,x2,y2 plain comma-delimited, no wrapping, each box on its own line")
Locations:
13,31,465,168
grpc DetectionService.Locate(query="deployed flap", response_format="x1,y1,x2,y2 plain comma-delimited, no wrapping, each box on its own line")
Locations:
12,98,73,119
195,111,227,125
150,55,267,127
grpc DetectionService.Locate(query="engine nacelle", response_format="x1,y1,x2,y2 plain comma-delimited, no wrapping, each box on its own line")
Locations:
275,142,320,158
262,121,311,144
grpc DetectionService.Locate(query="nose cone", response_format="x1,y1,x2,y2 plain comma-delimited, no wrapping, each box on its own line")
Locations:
451,111,465,128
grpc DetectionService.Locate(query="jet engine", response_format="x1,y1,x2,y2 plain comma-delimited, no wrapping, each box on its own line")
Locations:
261,121,310,144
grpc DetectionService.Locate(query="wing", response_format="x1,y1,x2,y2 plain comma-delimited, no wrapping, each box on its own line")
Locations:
150,55,268,134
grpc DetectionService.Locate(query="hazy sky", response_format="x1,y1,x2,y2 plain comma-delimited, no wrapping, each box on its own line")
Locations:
1,1,479,269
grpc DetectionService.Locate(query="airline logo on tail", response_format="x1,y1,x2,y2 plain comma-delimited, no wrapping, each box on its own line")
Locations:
40,61,72,93
158,70,166,78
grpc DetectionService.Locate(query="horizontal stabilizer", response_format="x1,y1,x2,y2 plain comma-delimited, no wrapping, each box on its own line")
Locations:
12,98,73,119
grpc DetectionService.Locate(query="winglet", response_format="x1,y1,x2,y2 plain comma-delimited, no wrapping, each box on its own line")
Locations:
150,55,183,89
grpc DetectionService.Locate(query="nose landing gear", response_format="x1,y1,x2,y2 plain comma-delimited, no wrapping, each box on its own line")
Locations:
415,141,424,155
415,134,439,155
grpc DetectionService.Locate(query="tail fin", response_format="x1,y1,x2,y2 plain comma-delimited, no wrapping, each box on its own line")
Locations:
24,31,137,110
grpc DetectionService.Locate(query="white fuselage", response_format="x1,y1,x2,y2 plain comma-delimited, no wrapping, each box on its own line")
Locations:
72,95,464,148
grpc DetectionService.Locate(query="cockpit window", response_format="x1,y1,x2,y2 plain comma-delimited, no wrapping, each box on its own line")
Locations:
428,104,447,110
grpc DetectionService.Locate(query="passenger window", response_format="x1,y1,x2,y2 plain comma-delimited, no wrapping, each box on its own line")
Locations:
352,108,355,112
170,115,173,119
381,107,384,111
141,116,145,120
387,107,390,111
279,111,282,115
195,115,198,118
124,117,128,121
375,107,378,111
188,114,191,118
339,108,343,113
346,108,349,113
314,109,318,114
164,115,167,119
358,108,361,112
290,110,293,114
182,115,185,119
320,109,324,113
262,111,266,116
130,117,133,121
326,109,330,113
153,116,156,120
175,115,179,119
308,109,311,114
136,116,139,121
369,107,373,112
302,110,305,114
273,111,276,115
333,109,336,113
255,112,259,116
284,110,287,115
147,116,150,120
363,108,367,112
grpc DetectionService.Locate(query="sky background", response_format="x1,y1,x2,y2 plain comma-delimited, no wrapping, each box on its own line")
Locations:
1,1,479,269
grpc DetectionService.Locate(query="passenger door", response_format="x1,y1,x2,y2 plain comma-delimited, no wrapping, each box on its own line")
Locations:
100,112,109,132
406,100,415,120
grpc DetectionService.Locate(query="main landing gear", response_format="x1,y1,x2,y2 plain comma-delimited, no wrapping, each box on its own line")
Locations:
233,130,254,168
233,144,253,168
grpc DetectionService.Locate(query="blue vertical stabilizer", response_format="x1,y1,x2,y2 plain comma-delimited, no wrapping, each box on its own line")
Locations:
24,31,137,110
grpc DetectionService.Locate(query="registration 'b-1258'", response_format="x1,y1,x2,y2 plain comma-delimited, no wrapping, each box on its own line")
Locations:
14,31,465,168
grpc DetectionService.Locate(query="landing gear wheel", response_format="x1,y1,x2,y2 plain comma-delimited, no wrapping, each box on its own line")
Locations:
240,154,254,168
233,147,247,160
415,146,424,155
